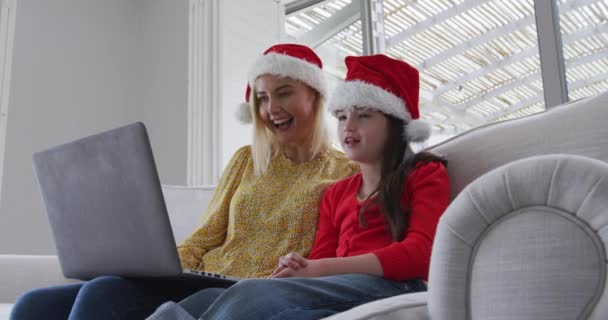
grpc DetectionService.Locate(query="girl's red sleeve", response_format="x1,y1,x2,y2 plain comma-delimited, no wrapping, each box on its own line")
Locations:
308,185,340,259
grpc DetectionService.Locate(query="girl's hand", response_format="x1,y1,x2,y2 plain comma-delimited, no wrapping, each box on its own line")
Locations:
270,259,326,278
268,254,383,279
279,252,308,270
268,252,308,277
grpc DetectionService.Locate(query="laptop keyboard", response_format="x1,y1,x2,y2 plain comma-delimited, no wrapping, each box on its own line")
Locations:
184,268,227,279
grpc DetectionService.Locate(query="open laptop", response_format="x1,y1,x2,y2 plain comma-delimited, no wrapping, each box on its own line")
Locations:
32,122,239,285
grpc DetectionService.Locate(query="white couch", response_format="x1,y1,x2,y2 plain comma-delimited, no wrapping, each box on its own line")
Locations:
1,92,607,319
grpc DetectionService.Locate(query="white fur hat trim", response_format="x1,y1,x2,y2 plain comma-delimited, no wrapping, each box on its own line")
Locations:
404,119,431,142
235,102,253,124
330,80,431,142
248,53,327,98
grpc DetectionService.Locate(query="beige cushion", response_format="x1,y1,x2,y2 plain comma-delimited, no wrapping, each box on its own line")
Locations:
0,255,78,303
0,303,13,320
322,292,429,320
162,185,214,244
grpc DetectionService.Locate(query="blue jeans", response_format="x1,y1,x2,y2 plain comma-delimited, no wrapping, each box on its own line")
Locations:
10,276,227,320
149,274,426,320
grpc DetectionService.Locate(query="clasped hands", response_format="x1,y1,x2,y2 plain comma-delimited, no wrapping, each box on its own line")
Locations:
268,252,326,278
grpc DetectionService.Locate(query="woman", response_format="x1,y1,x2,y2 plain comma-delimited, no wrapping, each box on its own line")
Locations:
10,44,358,320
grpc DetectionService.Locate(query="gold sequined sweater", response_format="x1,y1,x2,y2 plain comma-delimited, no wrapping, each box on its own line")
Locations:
178,145,359,278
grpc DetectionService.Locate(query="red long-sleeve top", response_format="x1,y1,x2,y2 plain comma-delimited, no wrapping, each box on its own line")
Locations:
308,161,449,281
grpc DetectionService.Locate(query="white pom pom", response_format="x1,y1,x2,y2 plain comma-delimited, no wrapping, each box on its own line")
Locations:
404,119,431,142
235,102,253,124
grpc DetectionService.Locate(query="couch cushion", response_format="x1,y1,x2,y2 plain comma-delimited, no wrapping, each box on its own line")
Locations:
322,292,429,320
429,91,608,200
0,304,12,320
0,255,79,304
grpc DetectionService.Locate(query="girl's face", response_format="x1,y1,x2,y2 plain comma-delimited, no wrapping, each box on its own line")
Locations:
255,75,318,147
337,107,388,165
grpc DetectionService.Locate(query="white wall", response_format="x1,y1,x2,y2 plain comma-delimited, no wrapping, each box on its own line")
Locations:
0,0,190,254
0,0,282,254
137,0,189,186
0,0,141,254
219,0,283,169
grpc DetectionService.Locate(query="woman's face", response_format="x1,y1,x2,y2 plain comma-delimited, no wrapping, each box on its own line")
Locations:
336,107,388,165
255,75,318,147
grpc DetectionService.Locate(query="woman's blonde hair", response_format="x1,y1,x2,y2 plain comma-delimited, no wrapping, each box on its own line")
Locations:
250,81,331,176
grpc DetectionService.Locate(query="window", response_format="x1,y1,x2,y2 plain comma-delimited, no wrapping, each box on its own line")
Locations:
384,0,546,146
557,0,608,102
285,0,360,148
286,0,608,148
286,0,553,146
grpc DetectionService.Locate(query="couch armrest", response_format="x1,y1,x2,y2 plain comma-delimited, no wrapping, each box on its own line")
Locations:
0,255,81,303
322,291,429,320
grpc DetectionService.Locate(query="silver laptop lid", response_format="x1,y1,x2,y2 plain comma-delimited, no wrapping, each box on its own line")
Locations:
33,122,182,280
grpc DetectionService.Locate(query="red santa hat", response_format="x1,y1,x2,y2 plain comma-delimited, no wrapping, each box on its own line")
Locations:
235,44,327,124
328,54,431,142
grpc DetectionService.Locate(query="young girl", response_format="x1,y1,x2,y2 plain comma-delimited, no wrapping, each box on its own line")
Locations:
148,54,449,320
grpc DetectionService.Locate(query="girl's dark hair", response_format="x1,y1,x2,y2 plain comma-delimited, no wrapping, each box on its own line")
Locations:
359,115,447,241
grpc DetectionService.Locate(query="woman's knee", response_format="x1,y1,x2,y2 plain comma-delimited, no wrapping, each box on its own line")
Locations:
77,276,128,298
72,276,140,310
71,277,156,319
11,288,48,318
10,284,82,320
13,287,48,308
82,276,125,289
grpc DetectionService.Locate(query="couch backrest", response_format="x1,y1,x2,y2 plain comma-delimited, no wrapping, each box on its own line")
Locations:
161,185,214,244
429,91,608,200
